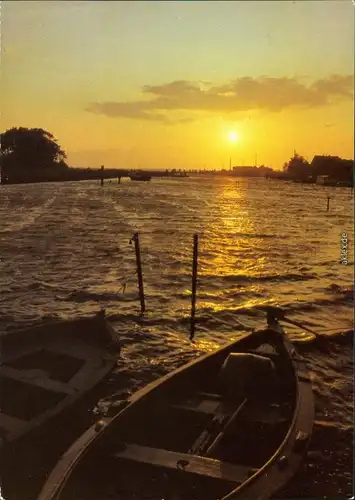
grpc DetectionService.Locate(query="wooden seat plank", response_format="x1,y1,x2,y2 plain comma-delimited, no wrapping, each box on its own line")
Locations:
113,442,256,483
0,366,76,395
173,390,288,427
172,397,234,416
46,344,98,361
173,399,221,415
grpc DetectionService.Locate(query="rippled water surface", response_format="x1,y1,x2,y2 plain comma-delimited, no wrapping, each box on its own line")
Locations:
0,177,353,499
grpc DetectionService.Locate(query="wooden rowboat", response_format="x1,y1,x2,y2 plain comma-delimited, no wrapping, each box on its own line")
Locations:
38,310,314,500
129,172,152,181
0,311,120,451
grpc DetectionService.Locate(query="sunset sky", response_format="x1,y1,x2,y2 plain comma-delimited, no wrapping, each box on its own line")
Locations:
2,1,354,170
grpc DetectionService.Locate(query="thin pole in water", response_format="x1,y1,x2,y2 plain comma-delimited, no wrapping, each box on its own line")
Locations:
190,233,198,341
131,232,145,314
326,196,330,211
100,165,104,186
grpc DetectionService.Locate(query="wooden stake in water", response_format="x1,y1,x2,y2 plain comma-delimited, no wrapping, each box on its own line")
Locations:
190,233,199,341
131,232,145,314
326,196,330,211
100,165,104,186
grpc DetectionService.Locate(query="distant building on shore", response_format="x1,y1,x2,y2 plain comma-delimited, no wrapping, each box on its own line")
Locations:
311,155,353,185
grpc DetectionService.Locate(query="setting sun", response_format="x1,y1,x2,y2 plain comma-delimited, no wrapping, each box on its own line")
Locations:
228,131,239,143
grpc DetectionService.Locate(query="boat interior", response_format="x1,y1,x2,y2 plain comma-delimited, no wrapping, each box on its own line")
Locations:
59,330,298,500
0,317,117,445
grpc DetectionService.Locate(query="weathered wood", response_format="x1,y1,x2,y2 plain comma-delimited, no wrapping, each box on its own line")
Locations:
100,165,104,186
1,315,118,446
113,442,256,483
0,366,76,395
131,233,145,314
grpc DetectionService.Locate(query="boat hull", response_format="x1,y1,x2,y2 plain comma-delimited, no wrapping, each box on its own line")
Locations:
38,327,314,500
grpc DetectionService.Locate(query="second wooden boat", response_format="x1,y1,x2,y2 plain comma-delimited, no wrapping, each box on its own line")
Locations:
0,310,120,451
129,172,152,181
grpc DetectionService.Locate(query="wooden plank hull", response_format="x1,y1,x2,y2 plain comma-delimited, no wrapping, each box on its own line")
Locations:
38,325,314,500
0,314,120,468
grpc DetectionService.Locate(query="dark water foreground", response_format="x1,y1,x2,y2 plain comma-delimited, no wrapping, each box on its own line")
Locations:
0,177,353,499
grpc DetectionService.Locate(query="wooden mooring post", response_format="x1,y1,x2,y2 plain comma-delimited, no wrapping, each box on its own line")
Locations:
326,196,330,211
130,232,145,314
100,165,104,186
190,233,199,341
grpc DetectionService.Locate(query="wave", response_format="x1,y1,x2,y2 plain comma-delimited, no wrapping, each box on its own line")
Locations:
64,289,138,303
0,195,57,234
203,272,318,284
231,232,289,239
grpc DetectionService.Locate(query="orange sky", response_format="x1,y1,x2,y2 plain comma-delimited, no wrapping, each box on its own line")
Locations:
2,1,354,170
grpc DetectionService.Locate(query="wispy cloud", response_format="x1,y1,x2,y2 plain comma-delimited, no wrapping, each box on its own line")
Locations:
86,74,353,122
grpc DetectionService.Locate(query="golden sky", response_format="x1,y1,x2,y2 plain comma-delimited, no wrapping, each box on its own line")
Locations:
2,1,354,170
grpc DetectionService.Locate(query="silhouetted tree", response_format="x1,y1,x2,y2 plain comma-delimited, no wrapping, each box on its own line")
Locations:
283,152,310,180
0,127,68,174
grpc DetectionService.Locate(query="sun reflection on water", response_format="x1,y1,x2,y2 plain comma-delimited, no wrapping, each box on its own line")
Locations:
192,338,221,353
200,180,267,279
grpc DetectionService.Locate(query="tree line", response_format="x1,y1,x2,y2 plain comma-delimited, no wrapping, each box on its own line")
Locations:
0,127,353,185
282,152,353,183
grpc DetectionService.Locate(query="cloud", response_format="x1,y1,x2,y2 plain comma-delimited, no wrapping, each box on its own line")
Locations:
86,102,170,122
87,74,353,122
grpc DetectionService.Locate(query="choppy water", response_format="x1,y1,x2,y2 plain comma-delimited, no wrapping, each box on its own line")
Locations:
0,177,353,499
